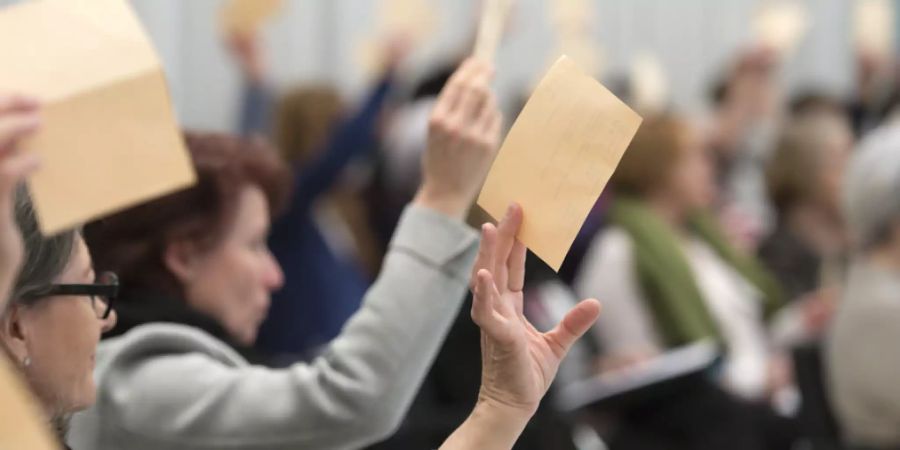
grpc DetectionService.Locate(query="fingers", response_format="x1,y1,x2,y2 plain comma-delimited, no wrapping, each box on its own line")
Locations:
0,113,41,154
545,299,602,359
432,58,478,119
452,62,493,126
0,95,39,115
507,240,526,292
471,269,504,336
0,152,40,192
493,203,523,287
431,58,495,136
471,223,498,290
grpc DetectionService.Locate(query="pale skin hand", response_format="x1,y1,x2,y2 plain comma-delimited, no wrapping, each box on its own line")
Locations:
0,94,42,310
413,58,502,221
440,204,602,449
225,30,266,84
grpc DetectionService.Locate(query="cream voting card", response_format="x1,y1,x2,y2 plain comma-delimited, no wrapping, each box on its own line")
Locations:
221,0,285,34
474,0,515,61
754,1,810,57
0,0,196,234
478,56,642,271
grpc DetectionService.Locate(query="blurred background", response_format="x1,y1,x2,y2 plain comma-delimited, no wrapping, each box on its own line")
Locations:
0,0,863,130
7,0,900,449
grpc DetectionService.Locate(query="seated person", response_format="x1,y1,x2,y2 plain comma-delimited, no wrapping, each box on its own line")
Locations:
759,108,851,306
828,123,900,448
575,114,798,450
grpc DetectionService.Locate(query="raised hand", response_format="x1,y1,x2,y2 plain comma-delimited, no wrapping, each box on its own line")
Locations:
0,94,42,309
471,203,601,415
441,203,601,449
414,58,502,220
225,30,266,83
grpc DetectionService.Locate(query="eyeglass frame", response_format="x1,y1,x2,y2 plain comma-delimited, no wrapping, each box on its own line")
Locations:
22,271,118,320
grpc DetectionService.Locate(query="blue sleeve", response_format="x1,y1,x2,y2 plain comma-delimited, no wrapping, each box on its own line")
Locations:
239,81,275,137
282,74,395,220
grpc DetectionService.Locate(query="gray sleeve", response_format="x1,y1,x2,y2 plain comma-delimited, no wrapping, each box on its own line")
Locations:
111,206,479,450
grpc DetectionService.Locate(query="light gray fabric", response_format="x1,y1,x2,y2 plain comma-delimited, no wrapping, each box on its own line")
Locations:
843,122,900,248
827,261,900,447
68,205,479,450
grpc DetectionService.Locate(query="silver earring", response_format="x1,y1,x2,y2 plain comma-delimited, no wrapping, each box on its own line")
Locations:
22,356,31,367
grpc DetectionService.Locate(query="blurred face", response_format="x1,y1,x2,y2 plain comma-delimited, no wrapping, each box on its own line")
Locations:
7,236,117,416
180,186,284,346
815,124,853,219
662,127,716,212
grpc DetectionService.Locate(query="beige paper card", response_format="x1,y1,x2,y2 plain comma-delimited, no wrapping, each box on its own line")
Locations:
354,0,438,77
855,0,895,57
0,357,59,450
0,0,196,235
478,56,642,271
753,1,810,57
220,0,284,34
474,0,515,61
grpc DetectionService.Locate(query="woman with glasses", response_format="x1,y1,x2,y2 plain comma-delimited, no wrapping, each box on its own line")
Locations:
0,93,116,449
0,189,117,446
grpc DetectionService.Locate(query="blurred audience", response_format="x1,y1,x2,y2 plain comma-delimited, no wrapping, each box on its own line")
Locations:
67,60,504,450
828,122,900,449
575,114,804,449
759,107,851,313
226,30,404,358
706,47,784,248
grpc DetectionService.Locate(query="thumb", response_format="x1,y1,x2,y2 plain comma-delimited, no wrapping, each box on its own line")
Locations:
545,299,601,359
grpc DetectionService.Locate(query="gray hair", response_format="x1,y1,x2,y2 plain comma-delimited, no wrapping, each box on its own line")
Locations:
844,122,900,250
5,188,77,310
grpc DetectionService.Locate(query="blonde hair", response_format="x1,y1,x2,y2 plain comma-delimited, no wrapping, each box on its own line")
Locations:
767,111,848,215
274,85,343,165
611,114,691,197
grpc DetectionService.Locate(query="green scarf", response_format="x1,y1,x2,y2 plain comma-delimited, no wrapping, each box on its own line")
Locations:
608,198,784,347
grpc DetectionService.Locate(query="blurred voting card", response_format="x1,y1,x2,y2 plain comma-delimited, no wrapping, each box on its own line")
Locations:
855,0,895,58
478,56,642,271
355,0,438,77
630,52,669,115
379,0,438,43
0,0,196,235
221,0,284,34
0,358,59,450
556,341,719,412
754,1,809,57
474,0,515,61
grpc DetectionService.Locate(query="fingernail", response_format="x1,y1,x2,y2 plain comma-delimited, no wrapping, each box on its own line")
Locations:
504,204,514,219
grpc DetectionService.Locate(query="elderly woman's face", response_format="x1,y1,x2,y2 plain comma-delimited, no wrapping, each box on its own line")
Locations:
179,186,284,346
12,236,117,415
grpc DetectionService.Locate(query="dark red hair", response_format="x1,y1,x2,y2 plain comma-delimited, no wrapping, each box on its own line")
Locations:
84,131,292,298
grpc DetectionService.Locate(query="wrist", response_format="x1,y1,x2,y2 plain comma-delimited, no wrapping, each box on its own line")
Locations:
471,398,534,436
413,186,471,221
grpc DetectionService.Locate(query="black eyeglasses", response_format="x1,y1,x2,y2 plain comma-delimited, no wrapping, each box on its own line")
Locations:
24,272,118,319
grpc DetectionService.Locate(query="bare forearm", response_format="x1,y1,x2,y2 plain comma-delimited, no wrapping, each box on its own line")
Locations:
439,400,532,450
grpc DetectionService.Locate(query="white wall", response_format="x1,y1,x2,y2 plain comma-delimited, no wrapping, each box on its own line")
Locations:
0,0,859,131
